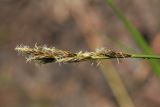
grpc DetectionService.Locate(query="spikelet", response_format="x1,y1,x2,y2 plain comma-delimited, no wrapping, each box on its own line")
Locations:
15,45,132,64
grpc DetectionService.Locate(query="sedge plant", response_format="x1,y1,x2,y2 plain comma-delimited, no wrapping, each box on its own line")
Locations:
15,45,160,64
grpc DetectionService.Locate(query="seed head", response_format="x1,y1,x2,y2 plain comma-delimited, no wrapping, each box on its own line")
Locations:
15,45,132,64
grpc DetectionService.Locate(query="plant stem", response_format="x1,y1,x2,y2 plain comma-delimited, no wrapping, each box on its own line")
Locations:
131,54,160,59
105,0,160,76
92,54,160,60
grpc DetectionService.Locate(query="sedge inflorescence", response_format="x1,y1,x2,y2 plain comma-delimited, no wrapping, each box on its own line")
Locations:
15,45,132,64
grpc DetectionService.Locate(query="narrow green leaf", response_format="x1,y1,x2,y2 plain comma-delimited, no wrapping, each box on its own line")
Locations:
105,0,160,76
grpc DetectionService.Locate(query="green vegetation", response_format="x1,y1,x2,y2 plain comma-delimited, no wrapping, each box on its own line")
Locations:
105,0,160,76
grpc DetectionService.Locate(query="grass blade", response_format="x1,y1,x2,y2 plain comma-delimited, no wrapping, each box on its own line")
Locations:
105,0,160,76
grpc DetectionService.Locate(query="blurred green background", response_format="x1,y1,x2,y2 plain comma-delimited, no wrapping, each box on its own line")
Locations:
0,0,160,107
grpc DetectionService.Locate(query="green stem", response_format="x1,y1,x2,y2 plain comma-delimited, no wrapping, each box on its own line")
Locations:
105,0,160,76
92,54,160,60
131,54,160,59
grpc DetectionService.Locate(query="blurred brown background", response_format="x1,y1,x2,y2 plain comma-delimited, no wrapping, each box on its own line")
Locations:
0,0,160,107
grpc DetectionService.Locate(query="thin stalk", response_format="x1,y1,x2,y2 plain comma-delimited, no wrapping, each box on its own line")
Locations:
81,32,135,107
105,0,160,76
92,54,160,60
131,54,160,59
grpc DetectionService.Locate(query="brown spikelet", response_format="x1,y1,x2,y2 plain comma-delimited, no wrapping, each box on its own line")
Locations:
15,45,132,64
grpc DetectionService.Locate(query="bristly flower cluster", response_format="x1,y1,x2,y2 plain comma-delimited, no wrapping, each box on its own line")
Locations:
15,45,132,64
